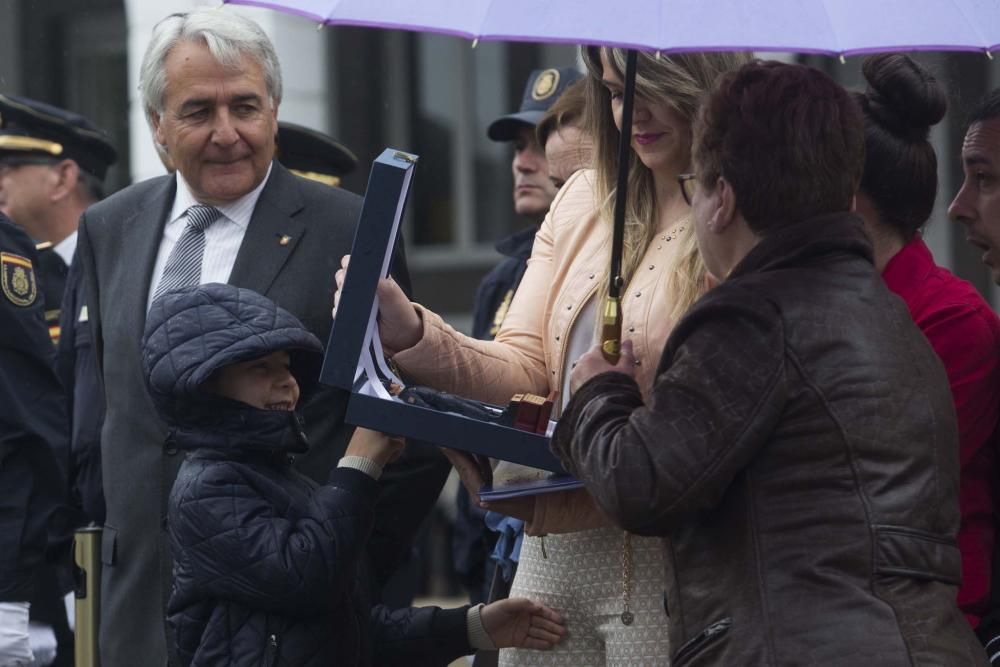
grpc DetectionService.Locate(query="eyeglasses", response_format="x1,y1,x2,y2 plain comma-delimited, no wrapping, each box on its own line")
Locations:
677,173,697,206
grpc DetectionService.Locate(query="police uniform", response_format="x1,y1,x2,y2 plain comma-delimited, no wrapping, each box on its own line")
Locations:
35,242,68,345
0,95,116,667
476,67,584,340
0,213,68,665
0,93,117,347
276,121,358,189
0,94,116,524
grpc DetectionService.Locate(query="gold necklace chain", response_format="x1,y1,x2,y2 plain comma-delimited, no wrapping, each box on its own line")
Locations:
620,531,634,625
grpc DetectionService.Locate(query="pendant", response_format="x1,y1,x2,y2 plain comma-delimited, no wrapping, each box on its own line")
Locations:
620,610,634,626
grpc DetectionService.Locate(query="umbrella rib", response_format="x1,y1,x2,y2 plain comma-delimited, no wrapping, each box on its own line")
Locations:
325,0,342,23
945,0,992,51
818,0,843,55
478,0,500,40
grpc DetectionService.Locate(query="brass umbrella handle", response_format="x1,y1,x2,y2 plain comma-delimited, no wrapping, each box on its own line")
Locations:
600,294,622,363
603,50,637,365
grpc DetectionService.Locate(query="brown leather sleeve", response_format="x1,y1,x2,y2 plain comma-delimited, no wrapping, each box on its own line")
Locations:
550,287,787,536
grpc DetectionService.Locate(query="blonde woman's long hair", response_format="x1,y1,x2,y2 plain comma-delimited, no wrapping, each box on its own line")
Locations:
582,47,752,322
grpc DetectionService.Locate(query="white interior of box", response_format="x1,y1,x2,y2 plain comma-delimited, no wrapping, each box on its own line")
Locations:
352,165,414,403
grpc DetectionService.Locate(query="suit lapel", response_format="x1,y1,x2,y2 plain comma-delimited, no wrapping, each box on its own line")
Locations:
119,176,175,344
229,163,306,295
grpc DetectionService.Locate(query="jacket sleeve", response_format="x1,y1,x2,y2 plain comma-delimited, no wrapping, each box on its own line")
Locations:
169,464,378,616
919,301,1000,620
370,603,470,666
390,173,587,405
550,290,788,536
919,303,1000,467
0,221,69,602
75,212,104,387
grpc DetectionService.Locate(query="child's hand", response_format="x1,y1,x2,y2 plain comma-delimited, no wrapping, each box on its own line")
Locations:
346,428,406,466
481,598,566,650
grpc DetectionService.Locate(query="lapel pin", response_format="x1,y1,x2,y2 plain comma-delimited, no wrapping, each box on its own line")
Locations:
277,234,292,246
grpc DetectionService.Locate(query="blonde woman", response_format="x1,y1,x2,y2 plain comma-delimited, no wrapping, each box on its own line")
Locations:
335,48,750,666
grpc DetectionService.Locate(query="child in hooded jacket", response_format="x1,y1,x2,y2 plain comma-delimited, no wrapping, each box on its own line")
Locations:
141,283,565,667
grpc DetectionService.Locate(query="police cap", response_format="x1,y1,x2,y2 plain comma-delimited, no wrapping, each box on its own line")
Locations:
276,122,358,188
0,94,117,181
487,67,584,142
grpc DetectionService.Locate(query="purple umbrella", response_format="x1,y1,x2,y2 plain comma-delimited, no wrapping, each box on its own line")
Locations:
226,0,1000,55
226,0,1000,359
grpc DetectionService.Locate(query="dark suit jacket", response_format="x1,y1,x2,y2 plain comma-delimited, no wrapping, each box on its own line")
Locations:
57,256,106,526
77,162,445,667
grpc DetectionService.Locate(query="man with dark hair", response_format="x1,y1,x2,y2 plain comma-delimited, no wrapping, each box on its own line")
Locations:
474,67,582,340
950,89,1000,284
554,61,987,665
949,88,1000,664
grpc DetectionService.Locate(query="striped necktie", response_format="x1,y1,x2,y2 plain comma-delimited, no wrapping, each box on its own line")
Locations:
152,205,221,301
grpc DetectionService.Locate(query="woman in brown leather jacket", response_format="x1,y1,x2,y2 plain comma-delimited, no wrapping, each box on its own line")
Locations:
554,60,989,666
336,49,749,665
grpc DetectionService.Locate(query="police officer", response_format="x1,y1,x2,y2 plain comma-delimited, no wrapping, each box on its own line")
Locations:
0,95,116,525
0,213,67,667
0,95,116,667
0,94,117,347
276,120,358,189
474,67,583,340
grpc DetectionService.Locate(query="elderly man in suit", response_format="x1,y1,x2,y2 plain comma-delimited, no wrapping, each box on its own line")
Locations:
76,10,438,666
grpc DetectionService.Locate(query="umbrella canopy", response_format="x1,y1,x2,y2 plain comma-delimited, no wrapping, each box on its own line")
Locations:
228,0,1000,361
228,0,1000,55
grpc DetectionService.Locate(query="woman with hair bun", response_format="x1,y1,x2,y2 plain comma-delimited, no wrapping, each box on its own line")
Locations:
854,53,1000,630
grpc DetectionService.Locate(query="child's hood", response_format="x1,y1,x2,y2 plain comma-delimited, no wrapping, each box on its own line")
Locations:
141,283,325,451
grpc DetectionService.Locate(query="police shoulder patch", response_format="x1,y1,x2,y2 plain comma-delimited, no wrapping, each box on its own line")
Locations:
1,251,38,306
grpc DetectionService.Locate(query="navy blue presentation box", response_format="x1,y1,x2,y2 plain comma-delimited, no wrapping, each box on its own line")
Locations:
319,148,567,474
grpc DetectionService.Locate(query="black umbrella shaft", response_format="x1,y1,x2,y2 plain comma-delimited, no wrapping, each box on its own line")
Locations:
609,49,637,299
600,49,637,364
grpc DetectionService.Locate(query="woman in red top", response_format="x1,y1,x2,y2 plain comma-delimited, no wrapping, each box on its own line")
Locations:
854,53,1000,628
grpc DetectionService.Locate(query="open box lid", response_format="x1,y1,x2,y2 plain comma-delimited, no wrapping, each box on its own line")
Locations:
320,148,568,474
320,148,415,392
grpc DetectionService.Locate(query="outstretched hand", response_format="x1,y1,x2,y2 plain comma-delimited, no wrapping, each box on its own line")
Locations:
332,254,423,354
481,598,567,650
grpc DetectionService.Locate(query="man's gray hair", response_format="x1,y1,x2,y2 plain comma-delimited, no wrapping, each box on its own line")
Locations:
139,8,283,129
